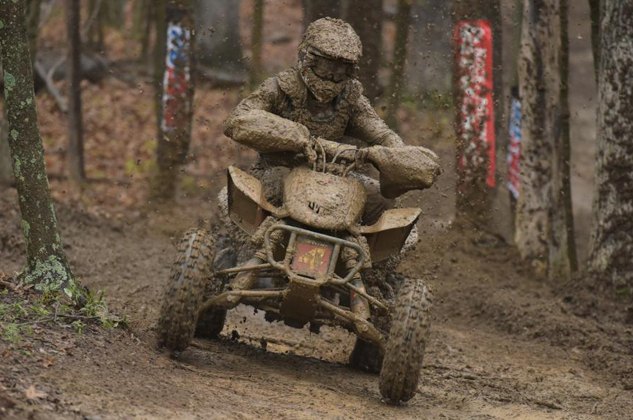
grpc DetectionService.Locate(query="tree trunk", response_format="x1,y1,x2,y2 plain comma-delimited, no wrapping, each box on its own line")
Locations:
406,0,452,96
451,0,502,227
302,0,341,27
153,0,167,123
558,0,577,273
0,115,12,186
249,0,264,91
507,0,523,222
101,0,125,29
588,0,600,83
515,0,575,280
152,0,195,201
2,0,42,187
346,0,383,102
194,0,244,73
516,0,556,273
385,0,412,128
0,0,79,298
87,0,105,52
26,0,41,64
66,0,85,182
588,0,633,292
134,0,153,63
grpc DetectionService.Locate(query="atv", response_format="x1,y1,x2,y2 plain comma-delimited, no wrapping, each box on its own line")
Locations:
157,138,440,404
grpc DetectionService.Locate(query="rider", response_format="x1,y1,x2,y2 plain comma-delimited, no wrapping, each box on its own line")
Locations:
224,17,408,226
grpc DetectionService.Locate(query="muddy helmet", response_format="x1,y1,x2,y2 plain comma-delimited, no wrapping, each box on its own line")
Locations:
298,18,362,102
299,18,362,63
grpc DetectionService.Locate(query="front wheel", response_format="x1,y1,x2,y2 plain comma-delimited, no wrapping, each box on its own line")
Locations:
194,246,235,339
379,277,432,404
350,339,383,373
157,228,214,352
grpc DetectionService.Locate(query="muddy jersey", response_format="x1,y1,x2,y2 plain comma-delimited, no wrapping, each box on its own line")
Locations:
224,66,404,166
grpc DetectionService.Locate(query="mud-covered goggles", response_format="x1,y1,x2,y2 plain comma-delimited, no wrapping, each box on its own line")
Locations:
304,48,358,83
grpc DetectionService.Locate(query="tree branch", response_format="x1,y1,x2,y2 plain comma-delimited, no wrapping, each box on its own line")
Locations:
34,59,68,113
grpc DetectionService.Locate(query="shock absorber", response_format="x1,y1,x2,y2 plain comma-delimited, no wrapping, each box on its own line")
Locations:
229,223,286,291
340,245,371,320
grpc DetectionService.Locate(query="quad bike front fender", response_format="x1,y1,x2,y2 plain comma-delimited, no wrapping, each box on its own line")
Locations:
227,166,287,234
360,208,421,263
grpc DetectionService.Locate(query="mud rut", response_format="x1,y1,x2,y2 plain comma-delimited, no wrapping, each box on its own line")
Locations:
2,187,631,420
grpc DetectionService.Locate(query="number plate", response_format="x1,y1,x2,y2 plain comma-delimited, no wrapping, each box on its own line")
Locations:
291,237,334,278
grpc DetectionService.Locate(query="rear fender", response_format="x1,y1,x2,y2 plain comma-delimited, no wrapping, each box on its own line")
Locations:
360,208,421,263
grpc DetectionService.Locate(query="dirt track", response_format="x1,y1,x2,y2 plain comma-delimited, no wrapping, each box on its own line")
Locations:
1,186,632,419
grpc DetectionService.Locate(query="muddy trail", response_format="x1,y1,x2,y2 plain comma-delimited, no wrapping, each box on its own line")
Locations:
1,187,632,420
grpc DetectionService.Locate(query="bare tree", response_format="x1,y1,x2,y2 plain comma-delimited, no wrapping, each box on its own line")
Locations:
346,0,383,102
66,0,85,182
588,0,633,291
385,0,412,128
303,0,341,27
249,0,264,91
406,1,452,97
0,117,11,186
559,0,577,272
1,0,40,186
515,0,575,280
0,0,79,298
153,0,195,201
26,0,41,63
588,0,600,82
153,0,167,123
195,0,244,74
134,0,153,63
86,0,105,52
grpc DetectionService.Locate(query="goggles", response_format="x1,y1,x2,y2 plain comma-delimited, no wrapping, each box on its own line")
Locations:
304,49,357,83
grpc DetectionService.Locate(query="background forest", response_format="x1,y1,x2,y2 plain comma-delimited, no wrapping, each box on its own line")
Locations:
0,0,632,418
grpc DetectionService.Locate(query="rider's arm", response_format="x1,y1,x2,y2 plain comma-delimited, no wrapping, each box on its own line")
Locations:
223,77,310,154
345,91,406,148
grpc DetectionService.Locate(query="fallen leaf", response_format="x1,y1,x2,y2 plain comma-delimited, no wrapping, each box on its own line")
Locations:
24,385,47,401
41,357,55,368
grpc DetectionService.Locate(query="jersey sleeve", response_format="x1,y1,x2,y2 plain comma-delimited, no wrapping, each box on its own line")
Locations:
346,93,406,148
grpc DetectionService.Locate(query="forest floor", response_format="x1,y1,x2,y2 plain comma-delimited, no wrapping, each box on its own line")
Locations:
1,0,632,418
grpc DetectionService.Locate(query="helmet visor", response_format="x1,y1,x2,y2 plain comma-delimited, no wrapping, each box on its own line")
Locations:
306,50,356,83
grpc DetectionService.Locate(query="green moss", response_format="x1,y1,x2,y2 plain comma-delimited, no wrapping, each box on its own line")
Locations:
2,323,20,344
20,219,30,238
615,285,631,299
0,20,4,30
10,129,18,140
71,320,85,334
4,71,15,92
80,290,127,329
23,255,79,300
13,157,22,180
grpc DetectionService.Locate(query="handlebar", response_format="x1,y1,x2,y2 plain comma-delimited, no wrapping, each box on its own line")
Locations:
304,137,442,198
307,137,369,175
